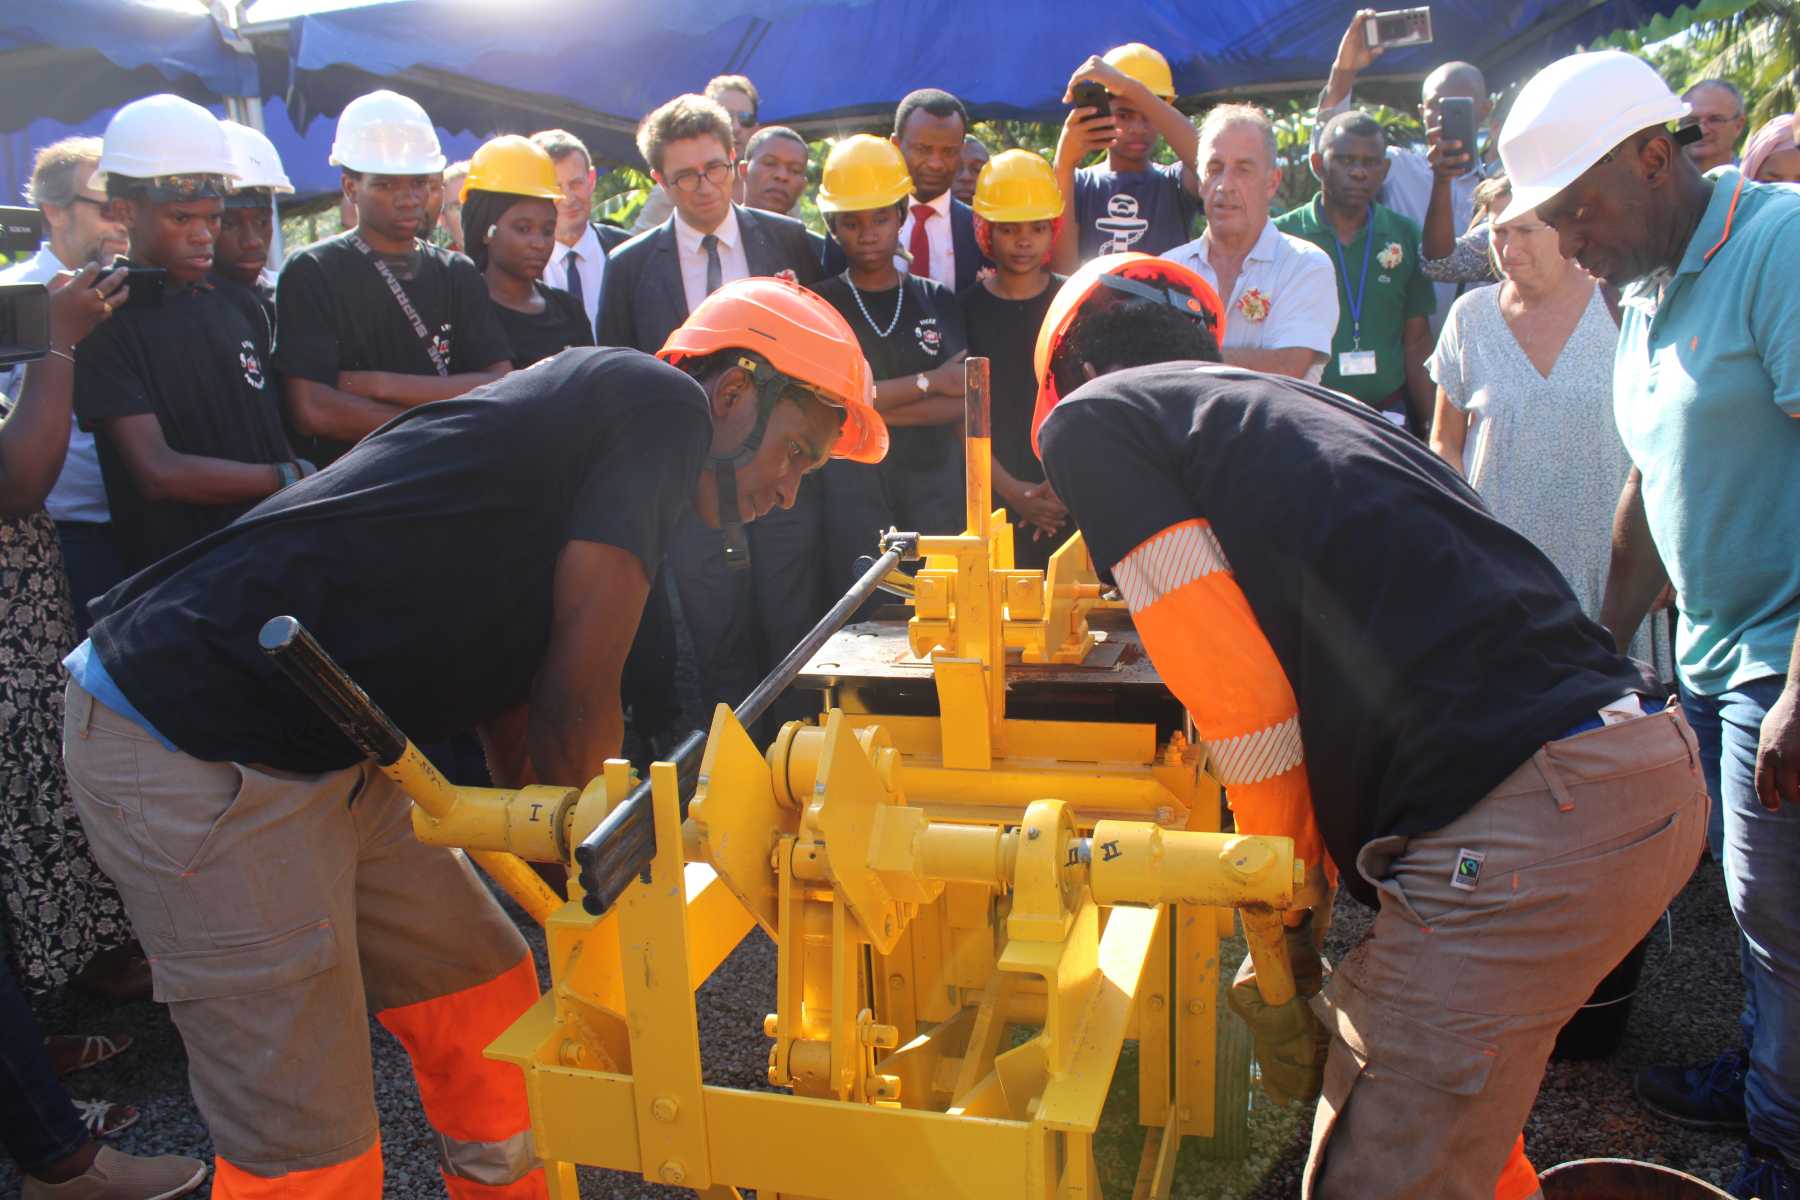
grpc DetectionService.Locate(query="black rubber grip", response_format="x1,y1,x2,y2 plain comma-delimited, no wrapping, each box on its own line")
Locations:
259,616,407,765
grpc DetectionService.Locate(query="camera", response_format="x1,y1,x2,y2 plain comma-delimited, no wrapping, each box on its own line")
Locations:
0,207,50,369
1365,7,1434,49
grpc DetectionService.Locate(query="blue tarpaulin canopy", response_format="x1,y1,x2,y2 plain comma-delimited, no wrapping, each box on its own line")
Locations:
275,0,1697,165
0,0,255,130
2,0,1700,191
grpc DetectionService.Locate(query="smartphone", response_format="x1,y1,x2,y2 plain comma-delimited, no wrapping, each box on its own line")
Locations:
0,282,50,369
1365,7,1433,48
117,264,167,312
1438,95,1476,167
1070,81,1112,121
0,206,44,258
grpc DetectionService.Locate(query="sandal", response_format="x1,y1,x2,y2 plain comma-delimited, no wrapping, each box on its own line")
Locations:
47,1033,134,1077
71,1098,141,1138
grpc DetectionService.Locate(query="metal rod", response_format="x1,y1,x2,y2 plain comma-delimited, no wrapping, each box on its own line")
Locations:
963,357,991,538
576,543,911,913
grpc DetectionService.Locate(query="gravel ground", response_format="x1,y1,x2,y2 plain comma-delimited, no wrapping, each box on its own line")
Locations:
3,862,1743,1199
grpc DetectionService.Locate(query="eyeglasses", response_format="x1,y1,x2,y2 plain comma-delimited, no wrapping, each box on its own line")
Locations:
70,195,110,210
1683,112,1742,130
666,159,734,193
731,111,758,128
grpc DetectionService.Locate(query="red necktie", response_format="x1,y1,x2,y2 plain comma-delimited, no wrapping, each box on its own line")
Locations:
908,203,933,278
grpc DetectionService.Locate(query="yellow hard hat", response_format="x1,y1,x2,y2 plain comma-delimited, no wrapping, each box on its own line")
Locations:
817,134,913,213
460,134,562,203
1103,43,1176,101
971,150,1064,222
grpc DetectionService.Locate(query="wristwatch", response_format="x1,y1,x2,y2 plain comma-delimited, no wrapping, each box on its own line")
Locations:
915,372,930,395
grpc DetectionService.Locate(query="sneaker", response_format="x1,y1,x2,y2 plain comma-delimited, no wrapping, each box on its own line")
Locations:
1728,1144,1798,1200
1634,1048,1749,1131
22,1145,207,1200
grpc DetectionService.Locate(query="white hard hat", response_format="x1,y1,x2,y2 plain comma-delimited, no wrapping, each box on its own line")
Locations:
1496,50,1689,225
329,89,446,175
221,120,295,195
95,93,238,188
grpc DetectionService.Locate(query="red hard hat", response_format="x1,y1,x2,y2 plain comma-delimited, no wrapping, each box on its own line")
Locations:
1030,252,1226,457
659,276,887,464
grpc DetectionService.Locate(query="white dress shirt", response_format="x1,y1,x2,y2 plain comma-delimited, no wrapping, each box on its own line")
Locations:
896,188,956,288
675,205,749,315
1162,219,1340,383
0,244,111,523
540,222,606,331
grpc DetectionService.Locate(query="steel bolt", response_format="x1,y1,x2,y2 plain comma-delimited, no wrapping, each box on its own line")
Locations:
650,1097,679,1124
1148,994,1165,1012
1187,1000,1205,1015
888,973,905,991
1027,827,1041,840
659,1161,686,1185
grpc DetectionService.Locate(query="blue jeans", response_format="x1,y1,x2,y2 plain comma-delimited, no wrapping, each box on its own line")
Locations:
0,925,87,1175
1682,675,1800,1165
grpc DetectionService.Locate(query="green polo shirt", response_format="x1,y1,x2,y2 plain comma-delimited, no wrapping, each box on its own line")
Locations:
1274,196,1435,407
1614,168,1800,695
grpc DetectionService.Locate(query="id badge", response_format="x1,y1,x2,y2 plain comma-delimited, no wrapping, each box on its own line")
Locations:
1339,349,1378,377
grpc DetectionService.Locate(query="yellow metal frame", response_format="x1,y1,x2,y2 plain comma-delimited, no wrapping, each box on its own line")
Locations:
392,361,1307,1198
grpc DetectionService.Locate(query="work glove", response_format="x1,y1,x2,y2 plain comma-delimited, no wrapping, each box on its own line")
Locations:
1225,913,1331,1106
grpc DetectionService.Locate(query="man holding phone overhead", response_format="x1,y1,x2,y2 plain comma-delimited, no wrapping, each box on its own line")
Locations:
1316,8,1498,327
1051,42,1202,269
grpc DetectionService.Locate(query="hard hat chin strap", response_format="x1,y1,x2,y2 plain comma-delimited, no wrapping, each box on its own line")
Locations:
708,354,792,573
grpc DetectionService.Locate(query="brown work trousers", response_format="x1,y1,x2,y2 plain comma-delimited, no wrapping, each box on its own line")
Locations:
61,681,530,1175
1304,705,1709,1199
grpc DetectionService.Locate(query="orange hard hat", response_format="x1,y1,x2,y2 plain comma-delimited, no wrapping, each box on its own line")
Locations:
1030,252,1226,457
659,276,888,464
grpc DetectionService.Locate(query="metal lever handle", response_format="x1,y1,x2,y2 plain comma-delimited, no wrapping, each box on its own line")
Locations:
575,542,913,914
259,615,405,765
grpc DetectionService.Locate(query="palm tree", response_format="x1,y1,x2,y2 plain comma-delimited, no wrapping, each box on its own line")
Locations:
1611,0,1798,126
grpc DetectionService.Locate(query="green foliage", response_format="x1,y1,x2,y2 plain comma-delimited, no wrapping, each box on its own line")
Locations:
1603,0,1798,127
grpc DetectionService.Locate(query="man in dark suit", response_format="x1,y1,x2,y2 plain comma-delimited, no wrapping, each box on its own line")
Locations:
892,89,989,292
598,94,827,745
532,129,630,338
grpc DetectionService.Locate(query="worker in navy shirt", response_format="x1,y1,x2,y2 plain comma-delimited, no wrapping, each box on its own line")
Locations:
1029,255,1703,1200
1051,43,1200,268
59,282,884,1199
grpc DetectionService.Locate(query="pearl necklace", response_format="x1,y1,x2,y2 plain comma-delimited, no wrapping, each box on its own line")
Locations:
845,272,905,338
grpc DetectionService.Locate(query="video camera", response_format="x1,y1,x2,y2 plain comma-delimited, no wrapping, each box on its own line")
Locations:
0,205,50,369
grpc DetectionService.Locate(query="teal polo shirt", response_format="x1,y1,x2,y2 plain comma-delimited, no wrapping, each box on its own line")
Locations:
1274,196,1436,407
1614,168,1800,695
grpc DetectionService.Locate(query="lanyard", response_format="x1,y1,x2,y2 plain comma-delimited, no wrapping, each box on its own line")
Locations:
1330,208,1376,350
347,233,449,377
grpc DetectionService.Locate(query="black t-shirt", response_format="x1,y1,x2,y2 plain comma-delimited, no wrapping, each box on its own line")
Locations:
272,232,512,464
1038,363,1649,906
958,275,1063,486
811,274,966,473
88,348,712,771
493,283,596,369
74,279,293,571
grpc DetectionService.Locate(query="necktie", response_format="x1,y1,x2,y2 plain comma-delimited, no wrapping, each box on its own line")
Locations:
562,249,583,301
908,204,933,279
702,233,723,296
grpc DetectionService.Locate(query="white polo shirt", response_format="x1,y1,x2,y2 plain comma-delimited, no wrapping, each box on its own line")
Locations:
0,245,111,523
1162,219,1340,382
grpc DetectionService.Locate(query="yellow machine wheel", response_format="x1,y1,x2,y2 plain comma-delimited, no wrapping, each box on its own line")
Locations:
1190,1012,1252,1160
